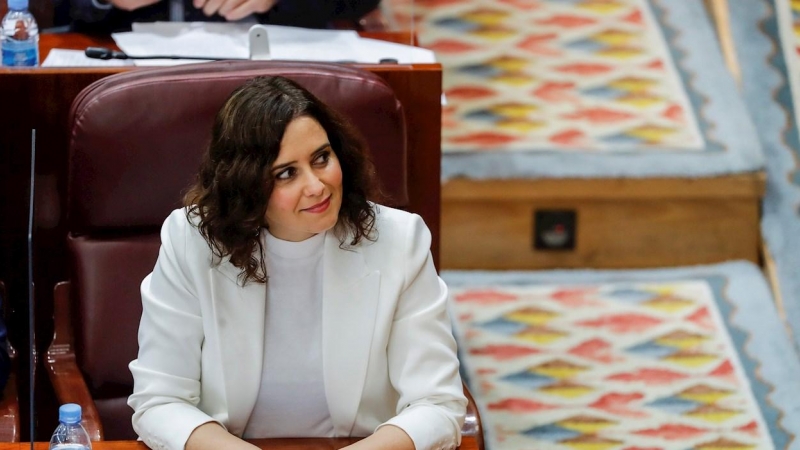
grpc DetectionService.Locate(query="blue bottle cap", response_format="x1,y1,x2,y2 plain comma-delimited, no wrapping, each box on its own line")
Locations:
59,404,82,424
7,0,28,10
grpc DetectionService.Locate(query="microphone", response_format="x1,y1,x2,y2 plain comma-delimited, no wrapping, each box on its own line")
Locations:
85,47,247,61
85,47,129,59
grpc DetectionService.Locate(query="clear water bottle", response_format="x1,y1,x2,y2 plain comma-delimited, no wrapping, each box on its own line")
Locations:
1,0,39,67
49,404,92,450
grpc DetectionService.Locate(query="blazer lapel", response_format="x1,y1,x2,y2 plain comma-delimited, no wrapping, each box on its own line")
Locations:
210,234,268,436
322,233,381,436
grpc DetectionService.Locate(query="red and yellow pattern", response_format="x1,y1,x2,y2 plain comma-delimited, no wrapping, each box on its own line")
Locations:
387,0,705,152
450,280,772,449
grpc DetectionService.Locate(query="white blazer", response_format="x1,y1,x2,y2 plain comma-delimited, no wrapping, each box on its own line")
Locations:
128,205,467,450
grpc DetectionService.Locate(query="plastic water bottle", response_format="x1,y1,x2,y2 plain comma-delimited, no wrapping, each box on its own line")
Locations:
1,0,39,67
49,404,92,450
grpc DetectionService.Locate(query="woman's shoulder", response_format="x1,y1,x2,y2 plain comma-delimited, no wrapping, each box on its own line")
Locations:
369,203,431,247
372,203,425,231
161,207,198,232
160,207,208,251
360,204,432,273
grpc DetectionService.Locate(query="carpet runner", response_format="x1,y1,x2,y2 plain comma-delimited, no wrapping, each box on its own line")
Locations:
444,262,800,450
384,0,763,179
728,0,800,354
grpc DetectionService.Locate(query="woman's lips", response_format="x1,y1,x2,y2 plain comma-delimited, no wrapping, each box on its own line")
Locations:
303,195,331,213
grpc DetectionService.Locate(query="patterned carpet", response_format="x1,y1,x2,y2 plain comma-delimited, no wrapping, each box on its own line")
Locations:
773,0,800,188
444,262,800,450
385,0,763,179
729,0,800,354
375,0,800,448
387,0,711,153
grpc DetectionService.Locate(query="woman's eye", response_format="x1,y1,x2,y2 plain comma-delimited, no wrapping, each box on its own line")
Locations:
275,167,295,180
314,151,331,165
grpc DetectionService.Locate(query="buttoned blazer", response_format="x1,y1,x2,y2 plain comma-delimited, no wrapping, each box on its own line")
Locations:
128,205,467,450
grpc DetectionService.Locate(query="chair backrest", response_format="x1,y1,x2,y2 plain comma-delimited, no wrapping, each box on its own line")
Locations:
66,61,408,439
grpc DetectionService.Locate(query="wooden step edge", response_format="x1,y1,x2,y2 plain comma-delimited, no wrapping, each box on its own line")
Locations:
704,0,741,85
442,172,766,201
761,240,796,345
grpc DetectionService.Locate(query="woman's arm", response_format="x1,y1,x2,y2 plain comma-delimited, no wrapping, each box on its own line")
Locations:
374,213,468,450
128,210,225,450
345,425,414,450
186,423,260,450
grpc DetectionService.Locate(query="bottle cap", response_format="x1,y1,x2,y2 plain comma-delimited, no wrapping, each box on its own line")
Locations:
7,0,28,10
58,404,82,424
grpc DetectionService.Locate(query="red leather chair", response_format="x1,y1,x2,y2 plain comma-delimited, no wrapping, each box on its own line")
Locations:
46,61,480,446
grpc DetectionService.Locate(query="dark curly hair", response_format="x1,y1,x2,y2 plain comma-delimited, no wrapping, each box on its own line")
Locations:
184,76,380,285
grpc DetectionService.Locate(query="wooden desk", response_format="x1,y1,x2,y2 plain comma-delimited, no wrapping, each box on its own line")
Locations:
0,32,442,440
0,438,480,450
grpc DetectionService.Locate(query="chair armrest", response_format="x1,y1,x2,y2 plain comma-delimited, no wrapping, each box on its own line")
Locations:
0,281,19,442
45,281,104,441
0,373,20,442
461,382,484,450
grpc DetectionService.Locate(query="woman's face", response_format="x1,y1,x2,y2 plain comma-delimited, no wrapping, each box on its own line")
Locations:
264,116,344,242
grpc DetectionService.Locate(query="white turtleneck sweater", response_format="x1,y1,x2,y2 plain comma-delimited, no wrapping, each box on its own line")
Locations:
242,231,334,438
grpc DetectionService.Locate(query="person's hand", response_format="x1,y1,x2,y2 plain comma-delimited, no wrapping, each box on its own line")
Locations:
194,0,276,21
12,20,29,39
108,0,160,11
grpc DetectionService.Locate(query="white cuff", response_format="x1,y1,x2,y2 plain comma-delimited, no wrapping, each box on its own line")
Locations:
378,406,460,450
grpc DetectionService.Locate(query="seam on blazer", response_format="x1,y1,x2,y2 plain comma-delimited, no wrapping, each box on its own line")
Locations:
401,214,413,294
178,212,199,299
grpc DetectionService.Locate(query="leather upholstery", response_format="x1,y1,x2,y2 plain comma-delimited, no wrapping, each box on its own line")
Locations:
95,398,138,440
66,61,408,439
68,61,408,233
67,234,159,390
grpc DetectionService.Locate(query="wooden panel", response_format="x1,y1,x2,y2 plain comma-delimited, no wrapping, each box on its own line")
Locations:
443,173,766,201
374,65,442,260
442,198,761,270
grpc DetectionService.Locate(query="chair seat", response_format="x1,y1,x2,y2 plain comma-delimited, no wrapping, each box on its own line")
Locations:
96,397,136,440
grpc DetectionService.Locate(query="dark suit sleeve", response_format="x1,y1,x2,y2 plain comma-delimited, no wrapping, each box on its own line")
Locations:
67,1,169,33
258,0,381,28
328,0,381,20
67,0,114,25
65,0,377,32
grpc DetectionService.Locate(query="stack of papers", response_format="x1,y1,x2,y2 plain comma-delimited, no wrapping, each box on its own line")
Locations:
42,22,436,67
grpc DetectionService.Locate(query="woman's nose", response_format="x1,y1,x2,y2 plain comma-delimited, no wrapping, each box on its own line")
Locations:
303,173,325,196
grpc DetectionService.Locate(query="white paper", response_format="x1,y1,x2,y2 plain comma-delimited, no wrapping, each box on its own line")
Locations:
110,22,436,66
354,38,436,64
41,48,134,67
111,22,249,65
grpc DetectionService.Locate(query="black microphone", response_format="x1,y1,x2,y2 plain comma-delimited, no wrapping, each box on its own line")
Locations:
85,47,247,61
85,47,129,59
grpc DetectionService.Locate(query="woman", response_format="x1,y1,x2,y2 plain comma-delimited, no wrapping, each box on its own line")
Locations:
127,76,467,450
